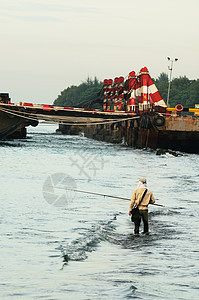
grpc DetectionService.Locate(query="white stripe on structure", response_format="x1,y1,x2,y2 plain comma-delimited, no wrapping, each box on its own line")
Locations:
136,87,141,97
148,84,167,107
130,90,136,98
148,84,158,94
141,85,148,94
139,103,143,110
154,100,167,107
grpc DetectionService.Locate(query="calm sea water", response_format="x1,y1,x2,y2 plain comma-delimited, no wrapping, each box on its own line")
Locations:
0,124,199,300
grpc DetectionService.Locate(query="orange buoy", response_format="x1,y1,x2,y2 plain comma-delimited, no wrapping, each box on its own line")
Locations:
175,104,184,111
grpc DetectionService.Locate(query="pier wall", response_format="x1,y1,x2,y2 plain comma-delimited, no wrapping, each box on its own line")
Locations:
58,119,159,150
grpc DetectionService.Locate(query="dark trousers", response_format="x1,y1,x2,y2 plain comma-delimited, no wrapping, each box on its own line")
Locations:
134,209,149,234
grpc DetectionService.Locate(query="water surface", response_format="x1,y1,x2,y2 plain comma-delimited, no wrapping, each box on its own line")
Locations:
0,124,199,299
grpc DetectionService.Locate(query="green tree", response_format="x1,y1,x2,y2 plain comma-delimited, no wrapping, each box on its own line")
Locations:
53,77,103,108
155,74,199,107
157,72,168,82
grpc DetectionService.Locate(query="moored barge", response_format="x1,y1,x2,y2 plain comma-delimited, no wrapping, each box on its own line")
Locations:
1,67,199,154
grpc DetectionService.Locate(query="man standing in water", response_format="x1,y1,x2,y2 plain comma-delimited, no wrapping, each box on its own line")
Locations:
129,178,155,234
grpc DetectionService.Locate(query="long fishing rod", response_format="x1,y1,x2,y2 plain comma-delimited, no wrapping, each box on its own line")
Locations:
52,186,165,207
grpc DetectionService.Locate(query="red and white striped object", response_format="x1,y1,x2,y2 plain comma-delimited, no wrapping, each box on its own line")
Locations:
140,67,150,110
136,74,142,111
103,66,166,112
147,75,166,107
127,71,137,112
140,67,166,108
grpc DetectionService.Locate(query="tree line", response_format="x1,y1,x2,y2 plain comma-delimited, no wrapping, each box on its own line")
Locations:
53,73,199,108
154,73,199,108
53,77,103,108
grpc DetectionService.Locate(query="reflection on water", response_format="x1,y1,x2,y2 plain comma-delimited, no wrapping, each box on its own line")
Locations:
0,124,199,299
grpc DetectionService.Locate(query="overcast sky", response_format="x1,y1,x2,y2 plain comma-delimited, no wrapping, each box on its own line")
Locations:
0,0,198,104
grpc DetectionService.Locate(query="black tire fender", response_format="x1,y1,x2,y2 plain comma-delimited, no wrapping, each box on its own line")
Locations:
153,115,165,127
30,120,39,127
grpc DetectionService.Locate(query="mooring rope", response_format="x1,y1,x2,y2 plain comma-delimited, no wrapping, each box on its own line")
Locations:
0,106,140,126
0,106,39,122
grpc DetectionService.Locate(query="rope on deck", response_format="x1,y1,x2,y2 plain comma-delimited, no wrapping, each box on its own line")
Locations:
0,106,140,126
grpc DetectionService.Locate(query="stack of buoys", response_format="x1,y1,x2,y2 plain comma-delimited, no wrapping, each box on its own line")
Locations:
141,66,166,108
140,67,149,111
108,79,114,111
118,76,125,111
103,79,109,111
127,71,137,112
128,97,136,112
113,77,119,111
103,79,113,111
102,66,167,113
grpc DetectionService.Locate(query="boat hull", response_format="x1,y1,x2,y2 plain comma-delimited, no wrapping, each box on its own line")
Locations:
155,116,199,153
0,110,30,139
82,115,199,154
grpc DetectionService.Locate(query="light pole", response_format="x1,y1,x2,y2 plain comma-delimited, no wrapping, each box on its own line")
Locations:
167,57,178,106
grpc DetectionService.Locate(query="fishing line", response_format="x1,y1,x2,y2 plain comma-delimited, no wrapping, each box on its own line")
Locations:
47,185,165,207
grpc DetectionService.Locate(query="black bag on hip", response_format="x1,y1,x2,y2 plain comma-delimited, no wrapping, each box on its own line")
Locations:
130,189,147,223
131,207,141,223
